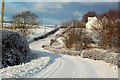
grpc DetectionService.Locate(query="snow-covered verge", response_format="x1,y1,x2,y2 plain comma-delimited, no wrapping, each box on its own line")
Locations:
28,27,54,38
75,56,118,78
0,27,62,78
27,27,55,43
0,50,51,78
81,48,119,67
43,46,119,69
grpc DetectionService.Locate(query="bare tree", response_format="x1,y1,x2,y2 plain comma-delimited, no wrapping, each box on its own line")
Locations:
98,9,120,49
12,11,39,37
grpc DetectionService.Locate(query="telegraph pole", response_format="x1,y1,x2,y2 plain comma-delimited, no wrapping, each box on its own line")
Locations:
1,0,4,29
42,20,46,35
44,25,46,35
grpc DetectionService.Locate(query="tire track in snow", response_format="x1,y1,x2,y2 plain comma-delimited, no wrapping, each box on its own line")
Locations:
45,59,62,78
48,58,65,78
65,55,78,78
74,57,98,78
33,58,62,78
72,58,78,78
54,55,77,78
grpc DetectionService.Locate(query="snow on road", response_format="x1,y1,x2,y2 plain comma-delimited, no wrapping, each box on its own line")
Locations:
29,28,118,78
32,54,118,78
0,27,118,78
72,56,118,78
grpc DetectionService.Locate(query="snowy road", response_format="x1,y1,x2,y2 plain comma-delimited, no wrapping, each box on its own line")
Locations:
32,54,118,78
33,55,77,78
29,29,118,78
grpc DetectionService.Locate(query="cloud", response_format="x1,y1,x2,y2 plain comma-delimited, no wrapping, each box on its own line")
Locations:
73,11,82,17
2,1,117,25
4,2,70,15
32,2,70,13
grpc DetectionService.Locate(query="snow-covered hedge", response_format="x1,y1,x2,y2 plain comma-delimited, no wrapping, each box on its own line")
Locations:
44,46,119,68
43,46,81,56
1,29,31,68
81,49,119,67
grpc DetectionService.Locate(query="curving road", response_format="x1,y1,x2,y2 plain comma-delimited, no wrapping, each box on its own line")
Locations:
31,54,118,78
30,29,118,78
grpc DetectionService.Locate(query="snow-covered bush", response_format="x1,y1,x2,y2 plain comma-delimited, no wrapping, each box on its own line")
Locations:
65,28,101,50
81,49,119,67
1,29,31,68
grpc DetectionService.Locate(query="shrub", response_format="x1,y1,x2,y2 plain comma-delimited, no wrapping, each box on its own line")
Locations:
97,9,120,49
1,29,31,68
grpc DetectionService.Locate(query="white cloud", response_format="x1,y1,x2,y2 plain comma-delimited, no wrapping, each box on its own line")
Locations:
4,2,70,14
73,11,82,17
32,2,70,13
2,2,70,24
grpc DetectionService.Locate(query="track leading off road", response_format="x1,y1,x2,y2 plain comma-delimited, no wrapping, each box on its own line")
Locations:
29,29,118,78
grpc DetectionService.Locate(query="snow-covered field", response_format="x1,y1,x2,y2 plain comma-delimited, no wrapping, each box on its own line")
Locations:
28,26,54,38
29,28,64,51
27,26,55,43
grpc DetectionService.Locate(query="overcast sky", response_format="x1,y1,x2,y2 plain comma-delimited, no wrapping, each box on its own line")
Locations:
0,2,118,25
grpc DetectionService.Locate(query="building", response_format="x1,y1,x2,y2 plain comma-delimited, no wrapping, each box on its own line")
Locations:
86,17,103,30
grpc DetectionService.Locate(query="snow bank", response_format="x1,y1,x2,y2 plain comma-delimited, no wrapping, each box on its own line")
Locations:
81,48,119,67
49,28,67,48
0,49,52,78
76,56,118,78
